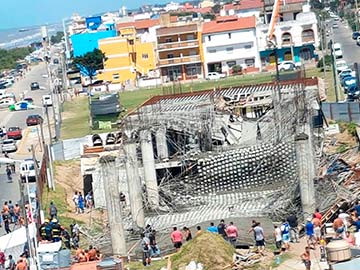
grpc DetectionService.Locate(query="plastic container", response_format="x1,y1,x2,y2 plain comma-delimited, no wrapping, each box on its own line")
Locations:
326,239,351,262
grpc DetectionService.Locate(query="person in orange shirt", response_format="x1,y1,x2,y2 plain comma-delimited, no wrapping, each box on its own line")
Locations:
14,203,20,224
3,202,9,215
16,259,27,270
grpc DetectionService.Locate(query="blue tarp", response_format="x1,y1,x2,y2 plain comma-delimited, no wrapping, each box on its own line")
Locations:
332,257,360,270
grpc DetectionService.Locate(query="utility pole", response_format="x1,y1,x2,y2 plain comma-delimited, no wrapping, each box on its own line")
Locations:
45,106,52,143
31,144,43,209
355,0,359,32
329,39,339,102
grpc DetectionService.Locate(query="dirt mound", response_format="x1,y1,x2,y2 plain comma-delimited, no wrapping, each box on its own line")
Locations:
171,232,234,270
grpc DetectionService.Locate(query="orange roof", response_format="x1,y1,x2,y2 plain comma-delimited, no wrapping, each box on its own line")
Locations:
202,16,256,34
224,0,264,11
116,16,177,31
179,7,212,13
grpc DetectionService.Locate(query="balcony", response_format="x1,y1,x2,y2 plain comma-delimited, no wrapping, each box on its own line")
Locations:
158,55,201,67
157,40,199,51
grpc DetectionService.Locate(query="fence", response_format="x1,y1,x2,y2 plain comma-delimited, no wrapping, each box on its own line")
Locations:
322,102,360,123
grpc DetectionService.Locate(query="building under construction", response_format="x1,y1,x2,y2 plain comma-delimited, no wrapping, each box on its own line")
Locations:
81,77,322,236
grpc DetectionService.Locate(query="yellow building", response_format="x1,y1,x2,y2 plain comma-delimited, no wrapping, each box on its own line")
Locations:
97,27,156,85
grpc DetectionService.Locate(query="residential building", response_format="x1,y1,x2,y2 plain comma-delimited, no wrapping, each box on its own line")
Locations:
202,16,260,75
256,4,319,65
263,0,307,23
116,18,161,43
156,15,203,82
70,16,117,57
221,0,263,19
97,27,157,86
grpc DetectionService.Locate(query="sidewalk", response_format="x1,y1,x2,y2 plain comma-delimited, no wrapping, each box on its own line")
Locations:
274,238,329,270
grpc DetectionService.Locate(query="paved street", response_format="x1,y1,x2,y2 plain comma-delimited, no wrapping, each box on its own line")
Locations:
0,62,55,213
332,21,360,67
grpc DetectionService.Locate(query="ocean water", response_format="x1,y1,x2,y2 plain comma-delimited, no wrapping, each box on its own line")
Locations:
0,23,63,49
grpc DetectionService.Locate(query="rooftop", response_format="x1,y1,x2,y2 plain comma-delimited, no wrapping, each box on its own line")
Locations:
223,0,264,11
202,16,256,34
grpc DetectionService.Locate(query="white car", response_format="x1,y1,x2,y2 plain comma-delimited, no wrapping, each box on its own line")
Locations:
42,94,53,107
0,98,15,108
278,61,301,72
206,72,226,80
333,43,343,58
1,139,17,153
336,60,349,73
338,69,353,78
9,101,35,111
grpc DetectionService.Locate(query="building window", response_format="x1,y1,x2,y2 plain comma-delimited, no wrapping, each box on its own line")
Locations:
245,58,255,67
282,32,292,46
189,50,197,56
228,33,232,39
112,73,119,80
167,54,174,58
244,44,252,49
165,38,172,43
187,34,194,40
302,29,315,43
142,53,149,59
128,39,134,45
209,49,216,53
226,61,236,67
208,36,211,41
226,47,233,54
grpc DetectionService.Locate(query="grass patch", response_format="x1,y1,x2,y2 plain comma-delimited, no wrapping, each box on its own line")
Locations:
126,260,167,270
41,184,83,229
61,97,90,140
269,252,293,268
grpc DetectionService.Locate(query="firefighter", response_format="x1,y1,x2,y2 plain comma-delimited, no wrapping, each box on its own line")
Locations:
39,221,47,241
51,218,62,242
61,227,71,249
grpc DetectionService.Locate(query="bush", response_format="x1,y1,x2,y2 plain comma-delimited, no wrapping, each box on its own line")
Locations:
317,55,332,68
231,65,242,74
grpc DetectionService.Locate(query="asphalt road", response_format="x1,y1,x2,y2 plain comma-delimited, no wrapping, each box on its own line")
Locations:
332,21,360,67
0,62,56,214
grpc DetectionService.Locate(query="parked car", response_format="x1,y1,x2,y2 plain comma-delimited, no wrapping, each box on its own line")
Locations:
336,60,349,73
333,43,343,59
30,82,40,90
23,97,34,104
0,98,15,108
353,32,360,40
26,114,43,126
1,139,17,153
343,78,357,93
20,159,36,182
339,69,353,79
7,127,22,140
278,61,301,72
206,72,226,80
9,101,35,111
347,85,360,101
42,94,52,107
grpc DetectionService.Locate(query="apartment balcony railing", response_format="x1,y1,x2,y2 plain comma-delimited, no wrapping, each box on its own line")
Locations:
302,36,315,43
157,40,199,51
158,55,201,66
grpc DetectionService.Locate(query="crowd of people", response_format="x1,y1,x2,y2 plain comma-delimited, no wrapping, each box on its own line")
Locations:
74,245,102,263
72,191,93,214
0,249,30,270
1,201,29,236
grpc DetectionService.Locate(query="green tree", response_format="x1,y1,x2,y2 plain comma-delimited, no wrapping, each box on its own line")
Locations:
50,31,64,44
0,46,34,71
73,49,106,83
211,4,222,14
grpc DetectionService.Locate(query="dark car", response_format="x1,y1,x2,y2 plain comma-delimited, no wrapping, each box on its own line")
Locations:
353,32,360,40
23,97,34,104
30,82,40,90
26,114,43,126
53,59,59,64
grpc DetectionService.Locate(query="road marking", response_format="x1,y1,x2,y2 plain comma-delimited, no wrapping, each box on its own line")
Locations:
16,127,31,155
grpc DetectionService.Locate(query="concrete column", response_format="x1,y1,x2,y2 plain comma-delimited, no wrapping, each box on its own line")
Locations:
100,155,126,255
124,142,145,228
155,126,169,160
140,130,160,208
295,133,316,220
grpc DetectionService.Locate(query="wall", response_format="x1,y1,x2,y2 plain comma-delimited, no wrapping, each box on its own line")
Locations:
70,30,117,57
322,102,360,123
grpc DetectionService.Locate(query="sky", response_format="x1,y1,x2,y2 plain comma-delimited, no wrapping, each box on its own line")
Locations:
0,0,167,30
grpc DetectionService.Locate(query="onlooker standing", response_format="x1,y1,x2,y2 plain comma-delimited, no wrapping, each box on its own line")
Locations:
195,226,202,237
300,247,311,270
312,214,321,244
207,222,218,233
170,227,183,252
226,221,238,247
217,219,227,239
338,209,350,231
149,230,160,256
78,193,85,214
85,192,93,209
72,192,79,213
281,220,290,251
0,249,5,270
8,201,14,224
183,227,192,241
287,213,299,243
252,222,265,255
273,225,282,250
313,208,322,220
305,218,315,248
140,233,151,266
49,202,57,219
333,217,345,238
13,204,20,225
7,254,16,270
6,166,12,182
4,214,11,234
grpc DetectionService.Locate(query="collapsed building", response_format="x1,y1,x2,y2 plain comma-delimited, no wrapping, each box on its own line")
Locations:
81,77,322,233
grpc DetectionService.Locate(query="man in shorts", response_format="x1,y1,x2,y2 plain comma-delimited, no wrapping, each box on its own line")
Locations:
281,220,290,251
305,217,315,248
300,247,311,270
251,222,265,255
170,227,183,251
140,233,151,266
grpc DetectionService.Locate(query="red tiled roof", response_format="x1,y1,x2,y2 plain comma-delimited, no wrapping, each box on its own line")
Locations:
179,7,212,13
117,19,160,30
202,16,256,34
224,0,264,11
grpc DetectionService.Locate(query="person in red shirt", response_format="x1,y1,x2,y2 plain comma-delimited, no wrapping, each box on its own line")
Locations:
170,227,183,251
0,249,5,269
313,208,322,221
226,221,238,247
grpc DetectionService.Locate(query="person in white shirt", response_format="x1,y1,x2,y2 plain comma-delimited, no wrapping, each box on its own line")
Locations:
338,209,350,231
273,225,282,250
354,231,360,247
72,191,79,213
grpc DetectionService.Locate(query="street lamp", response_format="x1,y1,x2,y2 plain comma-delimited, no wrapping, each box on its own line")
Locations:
0,157,40,270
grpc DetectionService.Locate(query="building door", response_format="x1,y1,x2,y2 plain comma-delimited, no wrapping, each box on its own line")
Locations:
207,62,222,73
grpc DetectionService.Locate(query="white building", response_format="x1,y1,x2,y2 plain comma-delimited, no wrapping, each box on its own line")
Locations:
256,5,319,65
202,16,261,75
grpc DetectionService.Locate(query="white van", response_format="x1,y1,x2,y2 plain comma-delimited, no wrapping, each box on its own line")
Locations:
42,94,53,107
336,60,349,73
20,159,36,182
